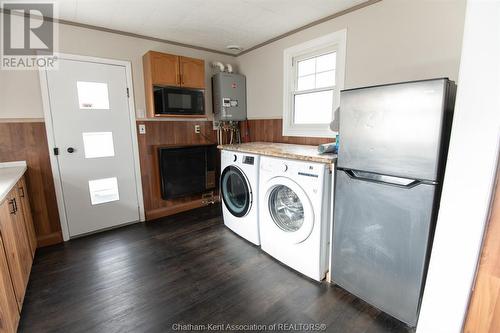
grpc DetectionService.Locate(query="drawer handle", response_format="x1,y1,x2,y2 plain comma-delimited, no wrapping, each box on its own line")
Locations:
19,186,25,198
8,199,16,214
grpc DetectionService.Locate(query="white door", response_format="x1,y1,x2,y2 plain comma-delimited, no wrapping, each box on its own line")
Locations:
44,57,141,237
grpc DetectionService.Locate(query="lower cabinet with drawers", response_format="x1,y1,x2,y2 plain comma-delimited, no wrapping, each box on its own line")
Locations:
0,175,36,333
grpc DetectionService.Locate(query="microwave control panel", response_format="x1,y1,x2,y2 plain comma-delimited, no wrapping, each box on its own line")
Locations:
212,72,246,121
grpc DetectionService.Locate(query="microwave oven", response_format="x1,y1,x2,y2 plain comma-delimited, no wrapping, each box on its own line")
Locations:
153,86,205,116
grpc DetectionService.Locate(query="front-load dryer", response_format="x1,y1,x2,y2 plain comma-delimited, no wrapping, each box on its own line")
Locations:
220,150,260,245
259,156,332,281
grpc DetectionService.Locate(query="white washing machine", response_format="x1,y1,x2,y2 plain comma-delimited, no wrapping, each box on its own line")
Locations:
220,150,260,245
259,156,332,281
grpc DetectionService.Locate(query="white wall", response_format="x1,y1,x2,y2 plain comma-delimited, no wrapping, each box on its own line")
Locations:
236,0,466,119
417,0,500,331
0,19,235,119
0,1,466,121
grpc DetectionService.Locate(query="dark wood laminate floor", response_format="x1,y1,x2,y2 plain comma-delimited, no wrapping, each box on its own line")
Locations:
19,205,411,333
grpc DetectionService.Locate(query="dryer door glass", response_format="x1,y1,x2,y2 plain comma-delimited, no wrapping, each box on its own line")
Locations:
269,185,304,232
221,166,251,217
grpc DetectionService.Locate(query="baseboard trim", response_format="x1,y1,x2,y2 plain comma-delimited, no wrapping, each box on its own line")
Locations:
146,198,221,221
0,118,45,123
37,231,63,247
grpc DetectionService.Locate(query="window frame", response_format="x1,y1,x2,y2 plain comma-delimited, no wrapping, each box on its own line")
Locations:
283,29,346,138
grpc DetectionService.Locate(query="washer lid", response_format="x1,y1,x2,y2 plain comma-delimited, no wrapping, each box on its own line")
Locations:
265,177,314,244
221,165,252,217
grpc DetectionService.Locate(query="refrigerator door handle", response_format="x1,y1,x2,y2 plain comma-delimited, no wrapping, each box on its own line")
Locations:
343,169,423,188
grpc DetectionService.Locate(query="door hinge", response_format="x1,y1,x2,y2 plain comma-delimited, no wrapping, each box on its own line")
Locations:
126,88,130,98
53,147,59,155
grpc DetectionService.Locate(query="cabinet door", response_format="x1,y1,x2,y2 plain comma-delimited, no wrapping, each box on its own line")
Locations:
17,177,37,257
179,56,205,89
0,235,19,333
150,52,180,86
0,192,32,310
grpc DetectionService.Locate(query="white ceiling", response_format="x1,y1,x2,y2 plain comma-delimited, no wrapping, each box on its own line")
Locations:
50,0,367,55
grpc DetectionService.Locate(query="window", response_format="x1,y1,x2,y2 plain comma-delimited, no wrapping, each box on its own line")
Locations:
82,132,115,158
88,177,120,205
283,30,346,137
77,81,110,109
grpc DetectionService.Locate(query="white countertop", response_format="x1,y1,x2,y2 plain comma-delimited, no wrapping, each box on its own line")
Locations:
0,161,27,204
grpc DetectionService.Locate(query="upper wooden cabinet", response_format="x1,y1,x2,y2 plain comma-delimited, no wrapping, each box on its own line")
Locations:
143,51,205,89
179,56,205,89
147,52,180,87
143,51,206,118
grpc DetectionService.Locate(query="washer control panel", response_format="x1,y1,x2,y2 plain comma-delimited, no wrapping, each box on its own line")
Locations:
260,157,325,179
243,156,254,165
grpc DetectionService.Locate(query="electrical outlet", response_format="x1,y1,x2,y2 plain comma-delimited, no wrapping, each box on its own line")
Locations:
138,124,146,134
194,125,201,134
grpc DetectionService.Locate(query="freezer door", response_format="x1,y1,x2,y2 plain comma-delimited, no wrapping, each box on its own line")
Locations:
338,79,450,181
331,169,436,326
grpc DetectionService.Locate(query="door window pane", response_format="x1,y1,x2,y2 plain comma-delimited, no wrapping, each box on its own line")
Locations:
294,90,333,124
269,185,304,232
88,177,119,205
77,81,110,109
82,132,115,158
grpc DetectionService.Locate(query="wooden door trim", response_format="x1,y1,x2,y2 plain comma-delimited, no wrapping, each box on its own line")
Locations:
38,52,145,241
463,164,500,332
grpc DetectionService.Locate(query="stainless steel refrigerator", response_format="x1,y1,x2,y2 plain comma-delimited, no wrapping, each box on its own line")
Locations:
331,78,456,327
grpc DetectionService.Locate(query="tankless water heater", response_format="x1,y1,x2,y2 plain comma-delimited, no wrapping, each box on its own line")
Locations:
212,72,246,121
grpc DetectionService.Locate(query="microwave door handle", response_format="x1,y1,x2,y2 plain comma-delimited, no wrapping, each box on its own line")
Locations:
163,90,169,114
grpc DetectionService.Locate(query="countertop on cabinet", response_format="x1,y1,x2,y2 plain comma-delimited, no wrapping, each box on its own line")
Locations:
217,142,336,165
0,161,27,204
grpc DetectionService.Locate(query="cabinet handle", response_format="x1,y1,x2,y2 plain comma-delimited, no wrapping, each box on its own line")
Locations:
13,198,17,214
8,199,15,214
19,186,25,198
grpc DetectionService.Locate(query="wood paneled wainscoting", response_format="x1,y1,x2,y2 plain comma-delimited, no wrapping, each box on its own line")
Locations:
136,120,218,220
241,119,333,145
0,121,63,247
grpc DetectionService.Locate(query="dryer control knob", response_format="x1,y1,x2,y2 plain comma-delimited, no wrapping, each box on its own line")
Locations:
282,163,288,172
233,154,237,162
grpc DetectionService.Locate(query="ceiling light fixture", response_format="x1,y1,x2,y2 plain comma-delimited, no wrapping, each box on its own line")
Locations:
226,45,243,52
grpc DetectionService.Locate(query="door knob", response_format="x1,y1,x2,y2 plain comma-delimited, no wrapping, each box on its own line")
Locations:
67,147,75,153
